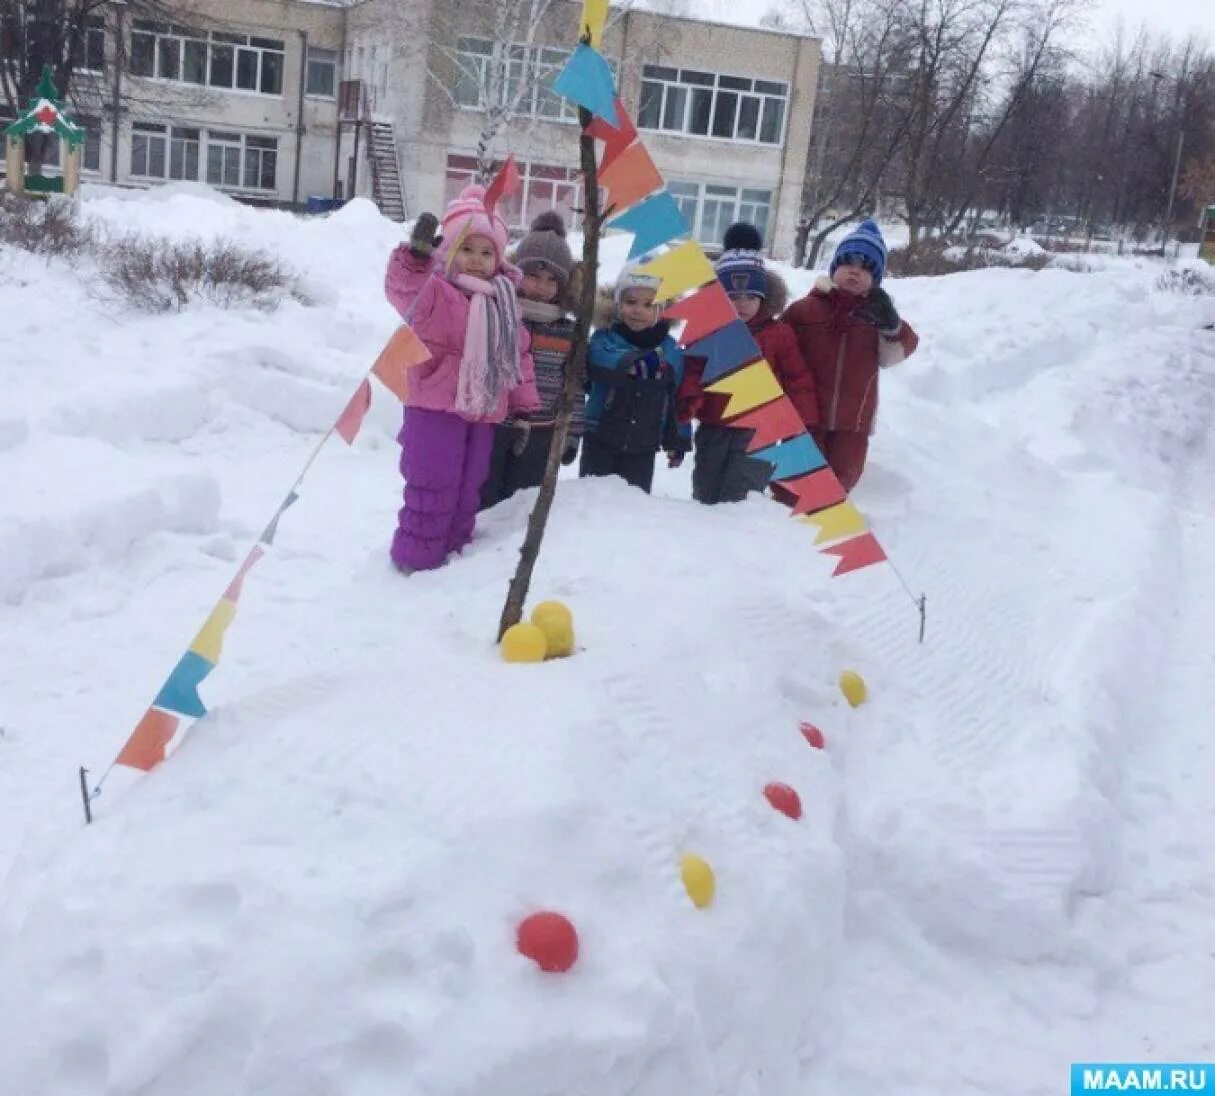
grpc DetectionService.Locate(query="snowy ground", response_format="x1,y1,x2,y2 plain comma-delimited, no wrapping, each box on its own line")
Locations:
2,186,1214,1094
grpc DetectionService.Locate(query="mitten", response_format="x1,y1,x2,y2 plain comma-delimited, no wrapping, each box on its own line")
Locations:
667,451,685,469
409,213,441,259
854,287,900,334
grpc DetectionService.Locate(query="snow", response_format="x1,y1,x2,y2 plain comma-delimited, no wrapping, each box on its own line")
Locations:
3,186,1215,1094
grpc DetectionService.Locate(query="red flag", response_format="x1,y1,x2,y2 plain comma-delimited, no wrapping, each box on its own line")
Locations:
484,156,521,219
662,282,736,346
585,99,637,173
335,378,372,445
823,532,888,577
734,397,806,452
783,468,848,516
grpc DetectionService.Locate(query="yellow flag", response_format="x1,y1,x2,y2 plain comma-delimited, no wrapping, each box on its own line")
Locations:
580,0,609,46
798,500,868,544
189,598,238,664
705,359,784,418
635,240,716,302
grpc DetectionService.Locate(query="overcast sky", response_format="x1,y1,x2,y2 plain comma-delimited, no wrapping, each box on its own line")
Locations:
1089,0,1211,43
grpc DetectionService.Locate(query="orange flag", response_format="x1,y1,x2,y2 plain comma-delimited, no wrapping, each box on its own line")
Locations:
599,142,663,214
115,708,180,772
372,325,429,401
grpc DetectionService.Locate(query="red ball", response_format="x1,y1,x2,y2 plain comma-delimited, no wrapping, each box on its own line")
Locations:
800,722,826,749
516,911,579,973
764,782,803,820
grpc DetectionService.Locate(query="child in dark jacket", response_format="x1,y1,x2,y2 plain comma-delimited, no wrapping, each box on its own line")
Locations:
580,262,691,494
480,212,585,510
783,220,918,491
678,223,819,504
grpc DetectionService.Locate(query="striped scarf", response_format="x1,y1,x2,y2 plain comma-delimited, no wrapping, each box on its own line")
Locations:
451,272,522,419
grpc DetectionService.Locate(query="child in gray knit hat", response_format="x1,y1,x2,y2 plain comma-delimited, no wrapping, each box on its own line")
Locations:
480,211,586,510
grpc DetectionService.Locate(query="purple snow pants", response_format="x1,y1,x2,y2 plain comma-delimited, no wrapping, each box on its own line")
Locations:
391,407,495,572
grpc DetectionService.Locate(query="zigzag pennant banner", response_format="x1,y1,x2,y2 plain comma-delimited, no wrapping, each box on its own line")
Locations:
581,79,890,575
96,324,430,792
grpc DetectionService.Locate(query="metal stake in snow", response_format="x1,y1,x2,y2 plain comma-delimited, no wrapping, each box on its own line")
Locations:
78,766,93,825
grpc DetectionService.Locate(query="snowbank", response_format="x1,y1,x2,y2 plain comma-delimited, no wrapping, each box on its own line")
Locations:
3,184,1215,1094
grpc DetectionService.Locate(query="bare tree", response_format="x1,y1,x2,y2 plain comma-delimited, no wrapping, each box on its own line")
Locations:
788,0,916,266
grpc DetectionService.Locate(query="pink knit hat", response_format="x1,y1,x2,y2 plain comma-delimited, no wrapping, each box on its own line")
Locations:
439,184,510,264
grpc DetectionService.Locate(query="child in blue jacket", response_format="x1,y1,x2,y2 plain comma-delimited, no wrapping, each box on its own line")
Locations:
579,263,692,494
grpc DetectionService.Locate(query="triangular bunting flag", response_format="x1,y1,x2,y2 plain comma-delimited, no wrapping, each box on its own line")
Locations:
260,489,300,546
606,191,689,260
783,468,848,516
799,500,868,545
483,155,521,219
585,99,637,173
335,378,372,445
188,598,238,664
686,319,762,384
705,359,785,419
372,325,429,401
553,43,618,124
223,545,265,603
823,531,887,576
635,240,716,303
751,433,827,481
598,141,663,214
579,0,610,49
115,707,181,772
664,282,737,345
734,397,806,451
153,651,214,720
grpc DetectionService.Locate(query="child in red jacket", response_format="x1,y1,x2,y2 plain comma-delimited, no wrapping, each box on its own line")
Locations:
782,220,918,492
678,223,818,504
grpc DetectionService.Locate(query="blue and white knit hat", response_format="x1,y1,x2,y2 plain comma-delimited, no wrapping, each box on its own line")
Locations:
830,219,888,285
715,221,768,299
715,250,767,299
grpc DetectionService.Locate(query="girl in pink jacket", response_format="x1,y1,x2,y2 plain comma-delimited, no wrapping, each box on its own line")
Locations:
384,185,539,572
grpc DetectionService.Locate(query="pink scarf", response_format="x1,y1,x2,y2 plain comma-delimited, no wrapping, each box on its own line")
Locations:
451,271,522,419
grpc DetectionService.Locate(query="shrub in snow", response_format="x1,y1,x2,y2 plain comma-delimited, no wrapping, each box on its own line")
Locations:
886,241,1051,276
1155,266,1215,297
0,193,91,256
99,235,306,313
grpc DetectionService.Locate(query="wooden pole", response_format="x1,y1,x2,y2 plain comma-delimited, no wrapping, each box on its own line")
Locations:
497,102,601,640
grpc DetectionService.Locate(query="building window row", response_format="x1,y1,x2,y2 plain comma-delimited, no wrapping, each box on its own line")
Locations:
669,180,773,245
131,122,277,191
453,37,615,125
639,65,787,146
129,22,285,96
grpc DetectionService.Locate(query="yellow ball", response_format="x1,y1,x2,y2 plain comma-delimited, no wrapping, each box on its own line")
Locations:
839,669,867,708
531,600,573,630
679,854,716,909
531,601,575,659
501,622,548,664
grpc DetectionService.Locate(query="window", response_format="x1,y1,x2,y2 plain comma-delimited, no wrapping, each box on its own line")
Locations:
306,46,337,97
130,22,284,95
639,66,788,146
130,123,200,180
72,16,106,72
75,115,102,171
669,180,773,245
205,130,277,191
453,37,613,125
445,153,580,229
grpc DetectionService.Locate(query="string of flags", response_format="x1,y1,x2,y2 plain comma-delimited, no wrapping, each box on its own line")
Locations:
554,15,891,579
81,324,430,813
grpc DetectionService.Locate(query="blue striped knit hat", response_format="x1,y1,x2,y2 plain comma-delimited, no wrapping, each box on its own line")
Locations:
830,219,888,285
715,222,767,299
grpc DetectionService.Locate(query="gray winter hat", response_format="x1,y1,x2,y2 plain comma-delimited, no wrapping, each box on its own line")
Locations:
514,211,573,287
